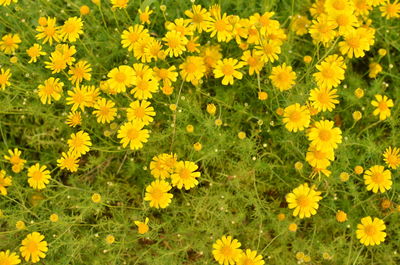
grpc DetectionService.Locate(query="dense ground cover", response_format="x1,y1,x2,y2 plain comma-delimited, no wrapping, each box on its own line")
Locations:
0,0,400,264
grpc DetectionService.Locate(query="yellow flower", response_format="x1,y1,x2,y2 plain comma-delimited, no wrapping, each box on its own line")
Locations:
291,15,311,35
4,148,26,173
331,10,359,35
105,235,115,244
16,220,26,230
309,87,339,112
308,14,337,45
0,0,18,6
286,183,322,218
307,120,342,151
0,170,12,195
162,30,188,57
380,0,400,18
171,161,201,190
0,33,21,54
66,111,82,127
179,56,206,85
45,51,68,74
68,60,92,85
201,45,222,72
0,250,21,265
20,232,48,263
139,6,153,24
111,0,129,9
0,68,11,91
339,172,350,182
368,62,382,78
126,100,155,125
288,223,298,232
50,213,59,222
60,17,83,42
269,63,297,91
35,17,60,45
184,5,211,33
117,121,150,150
383,146,400,169
38,77,64,104
26,44,46,63
134,217,149,234
212,235,242,265
237,249,265,265
339,28,374,58
213,58,244,85
144,180,173,208
121,25,149,52
313,54,346,89
306,144,334,169
255,40,281,63
336,210,347,222
80,5,90,15
130,76,159,100
206,10,233,42
67,130,92,157
27,163,51,190
241,50,265,76
325,0,355,14
153,66,178,85
364,165,392,193
93,98,117,124
282,103,311,132
356,216,386,246
57,151,80,172
150,153,177,179
91,193,101,203
107,65,136,93
371,94,393,120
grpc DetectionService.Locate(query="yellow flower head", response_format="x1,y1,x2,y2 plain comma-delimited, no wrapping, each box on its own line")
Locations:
134,217,149,234
67,130,92,157
212,235,242,265
0,250,21,265
0,33,21,54
356,216,386,246
371,94,393,120
171,161,201,190
282,103,311,132
20,232,48,263
27,164,51,190
364,165,392,193
286,183,322,218
117,121,150,150
144,180,173,208
0,170,12,195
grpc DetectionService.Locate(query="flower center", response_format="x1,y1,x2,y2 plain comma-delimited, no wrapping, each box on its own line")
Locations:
151,187,164,200
221,64,234,75
26,241,39,253
134,107,146,118
179,168,191,179
220,245,233,257
296,195,311,207
364,224,377,236
289,111,301,122
215,19,227,31
322,67,335,79
318,129,332,142
347,36,360,48
114,72,127,83
371,172,384,184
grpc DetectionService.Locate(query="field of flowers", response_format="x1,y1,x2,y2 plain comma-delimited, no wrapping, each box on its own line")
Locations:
0,0,400,264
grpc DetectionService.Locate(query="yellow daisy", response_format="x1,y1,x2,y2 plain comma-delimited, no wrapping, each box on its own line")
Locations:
185,5,211,33
150,153,178,179
212,235,242,265
171,161,201,190
307,120,342,151
35,17,60,45
107,65,136,93
206,9,233,42
45,51,68,74
134,217,150,234
383,146,400,169
68,60,92,86
57,151,80,172
308,14,337,45
153,66,178,85
309,87,339,112
111,0,129,9
37,77,64,104
269,63,297,91
237,249,265,265
126,100,155,125
0,0,18,6
117,121,150,150
20,232,48,263
93,98,117,124
0,68,11,91
66,111,82,127
138,6,153,24
67,130,92,157
162,30,188,57
286,183,322,218
313,54,346,89
282,103,311,132
255,40,281,63
4,148,27,173
380,0,400,18
179,56,206,85
356,217,386,246
144,180,173,208
240,50,265,76
0,33,21,54
60,17,83,42
26,44,46,63
364,165,392,193
130,76,159,100
66,86,89,111
27,163,51,190
121,25,149,52
306,144,335,169
0,170,12,195
0,250,21,265
213,58,244,85
339,27,374,58
371,94,393,120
